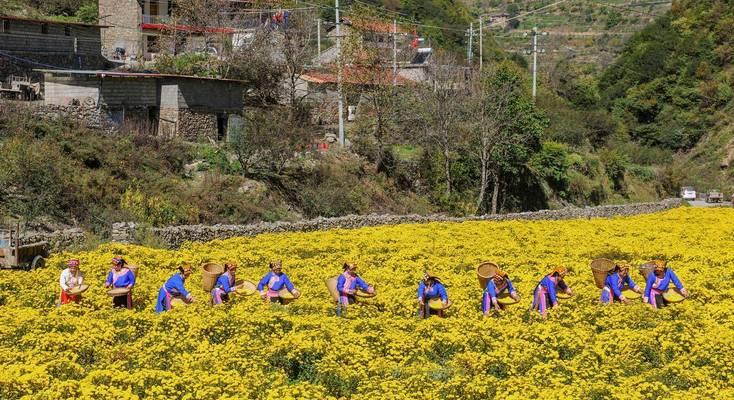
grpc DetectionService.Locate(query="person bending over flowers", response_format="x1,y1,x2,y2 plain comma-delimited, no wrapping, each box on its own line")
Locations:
644,260,688,309
417,272,449,318
211,262,245,305
156,264,194,313
483,269,519,316
336,262,375,317
531,266,573,317
600,263,641,305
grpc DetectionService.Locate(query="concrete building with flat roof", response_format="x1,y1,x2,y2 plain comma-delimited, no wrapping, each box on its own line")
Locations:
40,69,250,141
0,15,110,81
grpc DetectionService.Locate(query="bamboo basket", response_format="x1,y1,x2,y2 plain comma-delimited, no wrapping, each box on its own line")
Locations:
128,265,139,278
234,280,256,296
477,261,499,289
107,287,130,297
639,262,656,280
325,276,339,302
428,298,452,310
621,287,641,300
278,288,301,304
590,258,615,289
68,284,89,295
202,263,224,292
662,288,685,303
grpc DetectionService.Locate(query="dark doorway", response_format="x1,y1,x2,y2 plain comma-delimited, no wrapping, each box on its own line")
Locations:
216,113,228,141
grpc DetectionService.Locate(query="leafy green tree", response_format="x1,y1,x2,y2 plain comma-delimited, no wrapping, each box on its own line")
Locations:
469,61,546,214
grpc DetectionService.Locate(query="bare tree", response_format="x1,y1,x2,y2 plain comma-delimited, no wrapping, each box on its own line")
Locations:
415,51,469,198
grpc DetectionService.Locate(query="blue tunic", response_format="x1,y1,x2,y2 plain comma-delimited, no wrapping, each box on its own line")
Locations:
644,269,684,300
337,273,370,295
156,274,190,313
600,272,638,304
105,269,136,288
531,275,568,313
214,272,235,294
417,281,448,302
257,271,295,293
211,271,235,305
483,278,516,312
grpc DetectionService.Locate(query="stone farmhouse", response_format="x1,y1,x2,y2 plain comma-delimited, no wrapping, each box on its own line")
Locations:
40,69,250,140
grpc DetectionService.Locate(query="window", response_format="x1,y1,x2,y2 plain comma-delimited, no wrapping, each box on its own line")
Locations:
64,26,71,36
1,19,9,33
41,23,48,34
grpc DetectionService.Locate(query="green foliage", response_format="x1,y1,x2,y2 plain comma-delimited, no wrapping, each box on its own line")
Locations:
600,149,630,192
152,53,220,78
600,2,734,151
120,187,197,227
529,141,571,196
74,3,97,23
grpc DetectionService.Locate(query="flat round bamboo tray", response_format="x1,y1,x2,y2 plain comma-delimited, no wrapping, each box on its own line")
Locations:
621,287,641,300
428,298,452,310
662,288,685,303
477,261,499,289
355,287,376,298
556,291,572,300
590,258,615,289
107,287,131,297
235,280,256,296
68,284,89,295
170,297,187,308
325,276,339,302
639,261,656,280
278,288,301,302
497,293,520,306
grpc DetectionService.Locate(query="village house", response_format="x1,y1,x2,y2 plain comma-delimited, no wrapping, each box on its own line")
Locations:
40,69,249,141
0,15,110,85
98,0,250,62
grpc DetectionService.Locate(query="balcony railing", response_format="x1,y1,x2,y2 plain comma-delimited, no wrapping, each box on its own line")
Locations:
142,14,171,24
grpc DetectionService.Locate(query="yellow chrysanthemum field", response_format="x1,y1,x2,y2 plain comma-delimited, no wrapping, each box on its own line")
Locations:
2,207,734,399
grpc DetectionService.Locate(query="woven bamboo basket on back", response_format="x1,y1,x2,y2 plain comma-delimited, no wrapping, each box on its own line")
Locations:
590,258,615,289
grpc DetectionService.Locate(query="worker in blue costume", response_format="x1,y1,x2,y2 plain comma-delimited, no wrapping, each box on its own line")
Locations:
257,260,300,304
644,260,688,309
600,263,641,305
531,266,573,317
482,269,519,316
336,262,375,317
211,262,244,305
417,272,448,318
156,264,194,313
104,256,136,309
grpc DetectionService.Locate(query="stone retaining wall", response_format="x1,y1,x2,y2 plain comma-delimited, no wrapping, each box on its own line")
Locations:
109,199,683,248
19,228,87,251
31,104,117,131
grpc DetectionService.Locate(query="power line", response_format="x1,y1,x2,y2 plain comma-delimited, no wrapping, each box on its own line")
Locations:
0,50,73,70
588,0,669,18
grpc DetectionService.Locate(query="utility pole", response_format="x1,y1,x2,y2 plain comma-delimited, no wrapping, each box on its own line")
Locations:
336,0,344,146
317,18,321,61
526,26,547,101
479,16,483,71
467,22,473,63
392,19,397,85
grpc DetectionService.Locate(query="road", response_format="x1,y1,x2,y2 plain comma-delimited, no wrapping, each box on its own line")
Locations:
687,200,731,208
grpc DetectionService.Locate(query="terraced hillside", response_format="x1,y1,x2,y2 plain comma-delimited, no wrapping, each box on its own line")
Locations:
479,0,672,75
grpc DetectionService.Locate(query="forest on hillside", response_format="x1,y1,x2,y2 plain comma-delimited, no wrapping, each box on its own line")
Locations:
1,0,732,237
